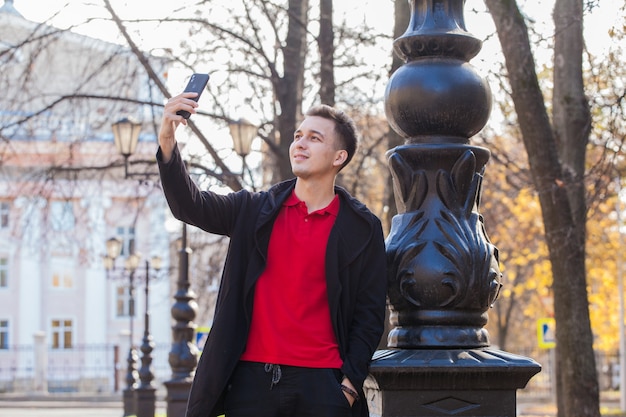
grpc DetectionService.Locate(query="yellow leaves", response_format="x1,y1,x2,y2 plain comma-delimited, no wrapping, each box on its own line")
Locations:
586,193,624,353
481,150,555,347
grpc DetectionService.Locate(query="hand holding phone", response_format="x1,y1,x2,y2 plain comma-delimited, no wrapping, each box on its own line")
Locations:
176,73,210,119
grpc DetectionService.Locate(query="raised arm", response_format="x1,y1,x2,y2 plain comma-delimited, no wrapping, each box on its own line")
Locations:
158,92,199,163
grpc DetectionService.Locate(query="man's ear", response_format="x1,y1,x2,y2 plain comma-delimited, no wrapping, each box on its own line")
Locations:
333,150,348,168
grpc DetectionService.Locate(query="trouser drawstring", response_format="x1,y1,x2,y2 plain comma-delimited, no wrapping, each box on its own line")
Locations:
264,363,282,390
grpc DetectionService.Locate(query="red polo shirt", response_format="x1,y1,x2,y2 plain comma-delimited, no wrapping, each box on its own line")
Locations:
240,191,343,368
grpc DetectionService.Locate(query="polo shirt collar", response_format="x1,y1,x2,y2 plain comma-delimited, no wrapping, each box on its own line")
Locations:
285,190,340,216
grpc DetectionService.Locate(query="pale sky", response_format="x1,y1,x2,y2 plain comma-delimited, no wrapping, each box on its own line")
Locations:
11,0,622,67
9,0,622,129
5,0,622,192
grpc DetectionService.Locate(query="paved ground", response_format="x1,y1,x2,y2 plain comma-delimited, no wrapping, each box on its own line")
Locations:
0,404,157,417
0,395,167,417
0,394,622,417
0,403,554,417
0,397,551,417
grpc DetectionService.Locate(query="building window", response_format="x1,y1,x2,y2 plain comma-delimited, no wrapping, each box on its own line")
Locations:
0,320,8,349
51,271,73,289
0,202,8,229
50,258,74,289
0,258,7,288
116,285,134,317
51,319,73,349
116,226,136,256
50,201,75,232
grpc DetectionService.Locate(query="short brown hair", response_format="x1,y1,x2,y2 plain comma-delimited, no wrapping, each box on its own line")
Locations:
305,105,358,170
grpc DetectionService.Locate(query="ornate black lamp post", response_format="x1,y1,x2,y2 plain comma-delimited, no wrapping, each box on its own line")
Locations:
164,224,199,417
104,237,138,417
111,114,202,416
367,1,541,416
110,115,201,416
104,238,162,417
163,118,255,417
135,257,162,417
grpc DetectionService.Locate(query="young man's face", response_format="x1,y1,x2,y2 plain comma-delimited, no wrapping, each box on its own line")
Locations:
290,116,347,181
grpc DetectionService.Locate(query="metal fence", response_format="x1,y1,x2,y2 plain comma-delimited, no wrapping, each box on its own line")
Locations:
513,347,621,401
0,343,172,394
0,344,620,398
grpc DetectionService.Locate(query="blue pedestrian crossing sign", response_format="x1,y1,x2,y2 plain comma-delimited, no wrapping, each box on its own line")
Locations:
196,326,210,350
537,318,556,349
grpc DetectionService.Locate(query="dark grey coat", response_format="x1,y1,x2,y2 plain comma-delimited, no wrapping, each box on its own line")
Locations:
158,145,387,417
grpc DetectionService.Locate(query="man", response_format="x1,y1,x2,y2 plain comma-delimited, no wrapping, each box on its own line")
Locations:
157,91,387,417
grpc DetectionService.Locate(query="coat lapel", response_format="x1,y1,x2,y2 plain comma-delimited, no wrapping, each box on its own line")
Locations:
243,179,296,297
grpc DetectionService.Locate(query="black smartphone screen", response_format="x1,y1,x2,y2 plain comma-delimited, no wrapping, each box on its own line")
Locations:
176,73,210,119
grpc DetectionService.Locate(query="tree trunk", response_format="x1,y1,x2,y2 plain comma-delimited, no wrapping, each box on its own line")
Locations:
552,1,596,416
553,0,591,230
379,0,411,350
318,0,335,106
483,1,600,416
275,0,309,182
386,0,411,228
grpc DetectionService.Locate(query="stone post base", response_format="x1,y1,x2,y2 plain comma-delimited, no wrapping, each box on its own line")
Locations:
135,386,156,417
123,387,136,417
366,348,541,417
165,379,193,417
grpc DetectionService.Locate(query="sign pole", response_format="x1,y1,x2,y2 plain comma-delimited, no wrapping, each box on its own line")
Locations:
617,176,626,411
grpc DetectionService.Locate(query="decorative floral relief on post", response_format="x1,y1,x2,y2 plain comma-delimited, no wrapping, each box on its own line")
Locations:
386,146,502,348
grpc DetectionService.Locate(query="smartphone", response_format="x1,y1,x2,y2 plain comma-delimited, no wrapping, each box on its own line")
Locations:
176,73,210,119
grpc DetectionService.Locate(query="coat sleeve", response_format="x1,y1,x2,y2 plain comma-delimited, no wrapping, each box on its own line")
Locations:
157,144,244,236
341,216,387,391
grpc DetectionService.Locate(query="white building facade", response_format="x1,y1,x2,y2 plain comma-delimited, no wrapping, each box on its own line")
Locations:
0,1,178,394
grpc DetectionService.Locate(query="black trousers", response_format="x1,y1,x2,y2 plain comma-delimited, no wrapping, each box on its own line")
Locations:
224,361,353,417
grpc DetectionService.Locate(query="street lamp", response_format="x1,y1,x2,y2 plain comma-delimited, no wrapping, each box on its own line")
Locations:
104,238,137,417
112,117,142,178
106,237,123,261
163,223,199,417
109,116,199,416
103,238,162,417
228,118,257,185
103,237,136,416
228,118,257,159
